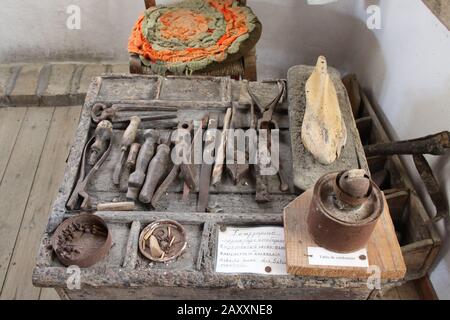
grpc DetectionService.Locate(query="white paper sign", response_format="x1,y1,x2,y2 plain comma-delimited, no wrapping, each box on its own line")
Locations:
216,226,288,275
307,247,369,268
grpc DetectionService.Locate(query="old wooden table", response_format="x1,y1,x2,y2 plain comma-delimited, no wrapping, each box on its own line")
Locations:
32,74,401,300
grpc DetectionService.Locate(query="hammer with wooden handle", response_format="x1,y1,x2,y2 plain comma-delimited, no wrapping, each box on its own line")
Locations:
113,116,141,185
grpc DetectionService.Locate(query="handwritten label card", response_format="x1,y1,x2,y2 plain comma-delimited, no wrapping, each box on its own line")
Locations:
307,247,369,268
216,226,288,275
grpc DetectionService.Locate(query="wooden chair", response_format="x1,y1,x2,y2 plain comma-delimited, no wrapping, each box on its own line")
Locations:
130,0,258,80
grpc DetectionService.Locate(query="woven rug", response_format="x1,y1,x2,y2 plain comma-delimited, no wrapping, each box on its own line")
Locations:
128,0,261,75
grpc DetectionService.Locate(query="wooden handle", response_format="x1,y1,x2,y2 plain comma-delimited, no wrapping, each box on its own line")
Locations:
126,143,141,170
139,144,171,204
97,202,135,211
128,130,159,189
364,131,450,156
121,116,141,149
89,120,113,165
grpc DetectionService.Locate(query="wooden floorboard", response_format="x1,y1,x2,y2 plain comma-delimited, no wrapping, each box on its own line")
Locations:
0,107,55,296
0,106,82,300
0,107,27,183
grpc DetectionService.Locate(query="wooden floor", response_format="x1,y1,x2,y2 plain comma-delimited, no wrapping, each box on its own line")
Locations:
0,106,82,300
0,106,423,300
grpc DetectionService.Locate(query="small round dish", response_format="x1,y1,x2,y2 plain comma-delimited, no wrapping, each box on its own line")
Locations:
139,220,187,263
51,214,112,268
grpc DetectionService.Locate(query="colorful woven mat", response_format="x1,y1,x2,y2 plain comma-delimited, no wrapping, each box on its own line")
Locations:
128,0,260,75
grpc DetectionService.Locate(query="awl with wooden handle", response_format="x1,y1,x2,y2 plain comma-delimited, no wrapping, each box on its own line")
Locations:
113,116,141,185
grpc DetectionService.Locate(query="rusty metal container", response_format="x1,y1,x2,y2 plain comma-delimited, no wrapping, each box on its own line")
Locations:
307,170,384,253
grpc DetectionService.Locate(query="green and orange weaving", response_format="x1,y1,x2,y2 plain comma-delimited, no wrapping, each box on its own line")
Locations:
128,0,260,75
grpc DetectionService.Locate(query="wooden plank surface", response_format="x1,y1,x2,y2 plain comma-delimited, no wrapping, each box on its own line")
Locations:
284,189,406,280
1,106,81,300
0,107,54,295
0,107,27,182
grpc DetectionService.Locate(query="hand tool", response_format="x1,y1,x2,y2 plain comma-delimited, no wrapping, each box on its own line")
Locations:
91,103,177,123
413,154,448,223
127,129,160,200
119,142,142,192
197,114,219,212
112,119,179,131
139,133,173,204
364,131,449,223
67,134,113,210
126,143,141,171
212,108,232,186
364,131,449,157
96,202,135,211
180,116,208,201
89,120,113,165
180,117,206,191
113,116,141,185
249,80,286,202
226,103,250,184
151,121,198,208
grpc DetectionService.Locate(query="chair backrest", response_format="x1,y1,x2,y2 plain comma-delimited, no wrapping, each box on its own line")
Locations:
145,0,247,9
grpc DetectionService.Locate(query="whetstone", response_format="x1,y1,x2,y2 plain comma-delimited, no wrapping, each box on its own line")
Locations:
283,189,406,280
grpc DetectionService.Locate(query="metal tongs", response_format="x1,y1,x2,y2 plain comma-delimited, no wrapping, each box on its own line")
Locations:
67,135,112,210
248,80,289,202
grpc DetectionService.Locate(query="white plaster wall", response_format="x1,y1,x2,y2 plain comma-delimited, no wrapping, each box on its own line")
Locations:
348,0,450,300
1,0,449,298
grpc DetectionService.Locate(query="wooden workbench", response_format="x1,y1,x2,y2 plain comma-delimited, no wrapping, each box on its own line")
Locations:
32,74,403,300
